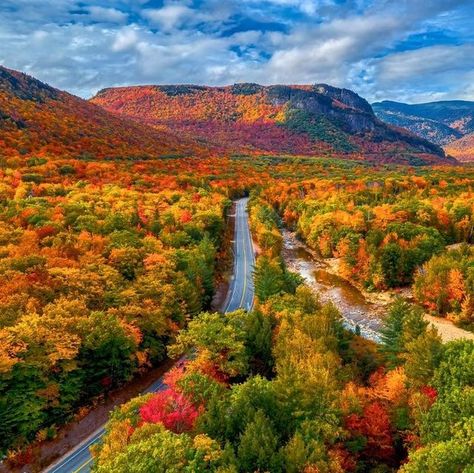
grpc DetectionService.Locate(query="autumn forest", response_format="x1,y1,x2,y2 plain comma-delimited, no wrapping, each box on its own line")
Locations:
0,63,473,473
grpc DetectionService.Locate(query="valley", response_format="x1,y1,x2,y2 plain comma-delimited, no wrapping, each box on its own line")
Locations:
0,65,473,473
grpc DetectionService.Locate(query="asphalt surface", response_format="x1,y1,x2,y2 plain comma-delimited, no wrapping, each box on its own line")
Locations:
43,197,255,473
223,197,255,313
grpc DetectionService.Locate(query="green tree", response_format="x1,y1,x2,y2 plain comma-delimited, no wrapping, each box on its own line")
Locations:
93,423,230,473
401,306,429,347
379,298,422,368
380,243,403,287
254,256,286,301
79,312,138,397
401,420,474,473
254,256,301,302
244,310,274,375
403,328,443,388
281,432,308,473
237,410,282,472
168,311,249,377
197,376,279,446
281,431,332,473
432,340,474,394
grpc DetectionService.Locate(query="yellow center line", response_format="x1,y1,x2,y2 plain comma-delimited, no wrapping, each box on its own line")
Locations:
223,207,239,313
72,456,94,473
239,210,248,308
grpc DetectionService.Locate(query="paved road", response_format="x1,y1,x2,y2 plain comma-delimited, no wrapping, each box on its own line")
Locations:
44,197,255,473
223,197,255,312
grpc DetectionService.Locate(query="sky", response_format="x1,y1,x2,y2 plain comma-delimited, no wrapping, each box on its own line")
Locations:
0,0,473,103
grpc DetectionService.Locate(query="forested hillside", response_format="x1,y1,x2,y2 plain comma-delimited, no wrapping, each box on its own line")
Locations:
0,66,458,165
445,133,474,162
92,83,453,165
0,66,202,160
373,100,474,143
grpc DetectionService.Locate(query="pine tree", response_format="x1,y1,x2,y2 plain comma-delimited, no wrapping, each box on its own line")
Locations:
253,256,285,301
401,305,428,347
237,410,282,472
381,243,403,287
245,310,274,375
403,328,443,388
379,298,410,368
281,432,308,473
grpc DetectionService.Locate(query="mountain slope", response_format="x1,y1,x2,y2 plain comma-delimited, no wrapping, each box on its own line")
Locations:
91,83,454,165
445,133,474,161
372,100,474,146
0,66,201,159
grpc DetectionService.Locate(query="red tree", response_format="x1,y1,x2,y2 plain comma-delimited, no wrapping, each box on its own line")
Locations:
346,402,395,461
139,389,201,433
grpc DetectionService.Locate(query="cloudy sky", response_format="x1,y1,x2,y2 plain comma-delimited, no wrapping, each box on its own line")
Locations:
1,0,473,102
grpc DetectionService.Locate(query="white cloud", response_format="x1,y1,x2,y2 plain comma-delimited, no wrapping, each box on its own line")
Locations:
245,0,323,15
258,14,405,86
142,5,194,32
375,44,474,83
134,33,235,79
0,0,472,102
88,6,128,24
367,44,474,102
112,27,139,51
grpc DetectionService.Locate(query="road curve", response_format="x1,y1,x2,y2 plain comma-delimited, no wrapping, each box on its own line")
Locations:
43,197,255,473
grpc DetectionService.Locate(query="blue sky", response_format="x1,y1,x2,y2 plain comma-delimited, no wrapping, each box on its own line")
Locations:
0,0,473,102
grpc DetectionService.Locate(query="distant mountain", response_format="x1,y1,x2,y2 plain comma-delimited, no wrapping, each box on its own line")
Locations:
91,83,454,166
372,100,474,150
0,66,201,159
445,133,474,161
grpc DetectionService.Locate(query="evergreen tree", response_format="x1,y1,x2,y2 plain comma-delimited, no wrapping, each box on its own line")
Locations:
401,306,428,347
237,410,282,472
403,328,443,388
281,432,308,473
253,256,285,301
379,298,410,367
244,310,274,375
381,243,403,287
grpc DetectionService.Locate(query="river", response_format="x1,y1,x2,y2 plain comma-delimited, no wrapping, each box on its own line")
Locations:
282,230,383,342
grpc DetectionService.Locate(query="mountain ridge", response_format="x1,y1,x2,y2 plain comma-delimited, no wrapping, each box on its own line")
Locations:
92,82,453,165
0,66,457,165
373,99,474,148
0,65,203,160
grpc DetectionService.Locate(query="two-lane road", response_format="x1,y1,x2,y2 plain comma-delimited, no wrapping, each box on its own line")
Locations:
44,197,255,473
223,197,255,312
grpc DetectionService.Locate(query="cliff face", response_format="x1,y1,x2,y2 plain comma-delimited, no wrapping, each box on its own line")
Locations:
92,83,453,165
264,85,377,134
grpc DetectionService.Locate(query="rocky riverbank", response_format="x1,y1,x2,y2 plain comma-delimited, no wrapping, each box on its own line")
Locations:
282,230,474,343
